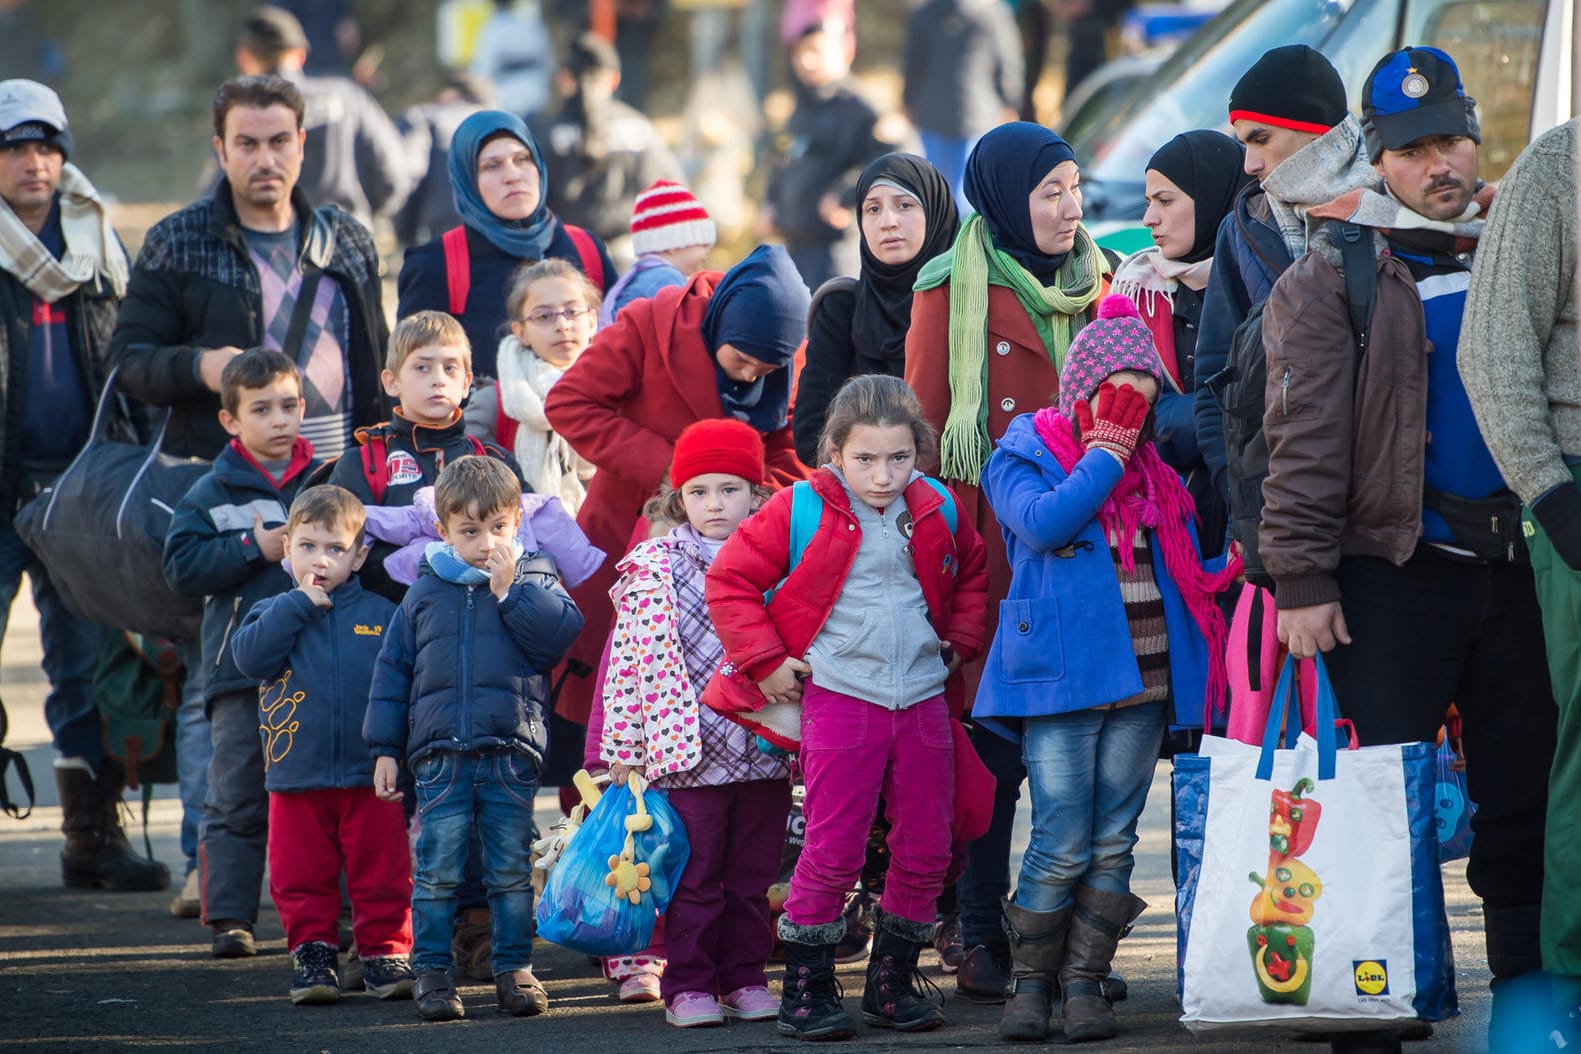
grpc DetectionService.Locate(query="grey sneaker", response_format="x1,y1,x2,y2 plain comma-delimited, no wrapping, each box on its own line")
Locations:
212,921,256,959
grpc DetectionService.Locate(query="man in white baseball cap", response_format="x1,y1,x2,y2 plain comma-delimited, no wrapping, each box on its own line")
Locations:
0,79,162,895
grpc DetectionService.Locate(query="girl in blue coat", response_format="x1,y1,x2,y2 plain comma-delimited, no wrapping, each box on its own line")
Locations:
977,294,1239,1045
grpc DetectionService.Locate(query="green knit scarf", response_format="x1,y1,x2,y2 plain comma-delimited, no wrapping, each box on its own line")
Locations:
915,214,1105,484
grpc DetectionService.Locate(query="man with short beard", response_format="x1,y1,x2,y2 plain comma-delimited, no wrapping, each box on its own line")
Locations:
1258,48,1554,1054
0,79,169,894
109,74,387,954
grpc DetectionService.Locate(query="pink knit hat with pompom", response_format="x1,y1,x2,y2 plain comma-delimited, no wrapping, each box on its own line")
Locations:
1056,294,1163,419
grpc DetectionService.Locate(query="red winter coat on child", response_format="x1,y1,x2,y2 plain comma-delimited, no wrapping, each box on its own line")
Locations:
703,468,988,721
544,271,809,725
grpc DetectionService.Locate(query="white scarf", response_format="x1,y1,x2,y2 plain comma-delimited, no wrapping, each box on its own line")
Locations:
1111,246,1213,318
495,334,595,514
0,163,129,303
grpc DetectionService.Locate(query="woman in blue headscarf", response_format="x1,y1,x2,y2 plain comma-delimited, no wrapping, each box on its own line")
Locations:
542,244,812,735
902,122,1116,1030
397,110,617,379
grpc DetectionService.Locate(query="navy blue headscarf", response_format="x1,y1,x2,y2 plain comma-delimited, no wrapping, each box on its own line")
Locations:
700,244,811,432
449,110,557,259
963,122,1079,283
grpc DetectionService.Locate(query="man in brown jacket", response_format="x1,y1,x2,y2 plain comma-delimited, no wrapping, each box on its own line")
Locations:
1260,48,1554,1054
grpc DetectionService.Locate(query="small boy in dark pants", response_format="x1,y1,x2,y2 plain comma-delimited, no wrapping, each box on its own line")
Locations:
162,349,319,958
231,485,413,1005
365,455,584,1022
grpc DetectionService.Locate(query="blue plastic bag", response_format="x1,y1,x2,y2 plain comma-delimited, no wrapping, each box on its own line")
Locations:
1433,739,1475,863
535,779,690,956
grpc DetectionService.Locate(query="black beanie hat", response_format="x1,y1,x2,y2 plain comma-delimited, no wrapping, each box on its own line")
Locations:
1229,45,1348,134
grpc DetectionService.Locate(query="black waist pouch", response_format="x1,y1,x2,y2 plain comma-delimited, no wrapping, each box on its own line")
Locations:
1423,487,1528,564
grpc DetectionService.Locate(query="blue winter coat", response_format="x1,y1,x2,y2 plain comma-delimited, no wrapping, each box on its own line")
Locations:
231,578,396,793
162,439,319,706
974,414,1215,738
362,552,584,767
1191,184,1291,506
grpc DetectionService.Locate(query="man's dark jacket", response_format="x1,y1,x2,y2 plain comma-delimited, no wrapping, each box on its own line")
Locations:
109,182,389,460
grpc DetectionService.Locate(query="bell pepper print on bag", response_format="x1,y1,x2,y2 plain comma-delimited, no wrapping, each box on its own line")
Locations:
1246,779,1324,1006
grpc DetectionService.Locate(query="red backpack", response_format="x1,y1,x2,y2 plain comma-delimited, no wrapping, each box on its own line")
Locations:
441,224,604,455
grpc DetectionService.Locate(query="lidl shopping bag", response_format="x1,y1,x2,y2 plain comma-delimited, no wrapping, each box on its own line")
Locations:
1173,654,1456,1033
536,775,690,956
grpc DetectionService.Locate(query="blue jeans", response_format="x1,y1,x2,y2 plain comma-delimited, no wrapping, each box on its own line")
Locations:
919,130,979,218
957,718,1025,947
176,641,213,874
411,750,539,976
1014,703,1165,913
0,525,106,768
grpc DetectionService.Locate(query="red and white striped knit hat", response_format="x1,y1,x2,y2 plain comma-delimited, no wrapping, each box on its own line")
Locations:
630,180,717,257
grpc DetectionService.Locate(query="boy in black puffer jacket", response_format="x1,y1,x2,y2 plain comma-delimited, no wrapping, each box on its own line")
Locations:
162,349,320,959
364,455,583,1023
231,484,412,1007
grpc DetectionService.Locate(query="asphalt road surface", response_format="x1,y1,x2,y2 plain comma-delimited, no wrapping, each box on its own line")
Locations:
0,589,1495,1052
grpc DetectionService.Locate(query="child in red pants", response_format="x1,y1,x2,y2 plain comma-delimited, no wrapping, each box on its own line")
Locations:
232,486,414,1004
706,376,988,1040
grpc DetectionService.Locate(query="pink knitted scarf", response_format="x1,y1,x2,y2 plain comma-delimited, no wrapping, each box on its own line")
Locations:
1033,407,1241,722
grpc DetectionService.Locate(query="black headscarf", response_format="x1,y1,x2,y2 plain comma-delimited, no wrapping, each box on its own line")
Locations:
700,244,811,432
851,153,959,365
1146,130,1253,263
963,122,1079,283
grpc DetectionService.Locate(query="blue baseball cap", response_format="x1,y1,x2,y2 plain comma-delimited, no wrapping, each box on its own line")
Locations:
1362,47,1480,160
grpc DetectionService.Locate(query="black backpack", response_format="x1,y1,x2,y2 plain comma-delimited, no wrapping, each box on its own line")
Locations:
1219,219,1377,589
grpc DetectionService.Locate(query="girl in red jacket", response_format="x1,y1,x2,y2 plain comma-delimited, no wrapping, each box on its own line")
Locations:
601,419,793,1028
705,375,988,1041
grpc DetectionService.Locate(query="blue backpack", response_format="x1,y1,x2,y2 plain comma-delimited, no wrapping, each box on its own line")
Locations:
784,476,958,573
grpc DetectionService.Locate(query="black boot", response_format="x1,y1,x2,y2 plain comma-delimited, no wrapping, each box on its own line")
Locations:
998,898,1071,1041
861,915,945,1032
1059,885,1145,1043
1485,903,1552,1054
57,760,171,892
778,924,856,1041
956,939,1012,1003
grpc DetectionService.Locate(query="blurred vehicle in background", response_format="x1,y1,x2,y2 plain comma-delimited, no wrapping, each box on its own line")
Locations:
1063,0,1575,252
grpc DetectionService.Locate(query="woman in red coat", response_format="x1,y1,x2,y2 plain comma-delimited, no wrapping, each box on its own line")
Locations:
903,122,1113,1003
545,244,811,728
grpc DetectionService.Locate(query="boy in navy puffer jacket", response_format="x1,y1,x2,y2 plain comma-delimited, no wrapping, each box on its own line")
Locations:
162,349,319,959
231,485,412,1006
364,455,583,1023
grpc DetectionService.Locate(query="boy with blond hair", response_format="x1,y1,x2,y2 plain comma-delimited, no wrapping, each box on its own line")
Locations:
231,485,412,1005
365,455,583,1022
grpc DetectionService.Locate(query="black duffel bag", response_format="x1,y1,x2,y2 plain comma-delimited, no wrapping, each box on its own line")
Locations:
15,368,209,641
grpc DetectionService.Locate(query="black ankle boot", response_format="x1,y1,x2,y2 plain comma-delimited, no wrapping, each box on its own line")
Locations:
57,761,170,892
861,922,945,1032
778,940,856,1041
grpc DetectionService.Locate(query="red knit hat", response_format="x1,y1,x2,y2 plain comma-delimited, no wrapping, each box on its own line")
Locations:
631,180,717,257
671,418,766,488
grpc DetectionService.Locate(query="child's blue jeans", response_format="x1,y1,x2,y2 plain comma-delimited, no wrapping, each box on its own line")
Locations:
1012,702,1166,914
411,749,539,976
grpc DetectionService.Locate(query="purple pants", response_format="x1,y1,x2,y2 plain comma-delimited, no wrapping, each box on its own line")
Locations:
661,778,793,999
785,684,955,929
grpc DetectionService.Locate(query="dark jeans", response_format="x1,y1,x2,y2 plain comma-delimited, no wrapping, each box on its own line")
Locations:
957,718,1026,948
1325,549,1553,910
0,524,106,767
